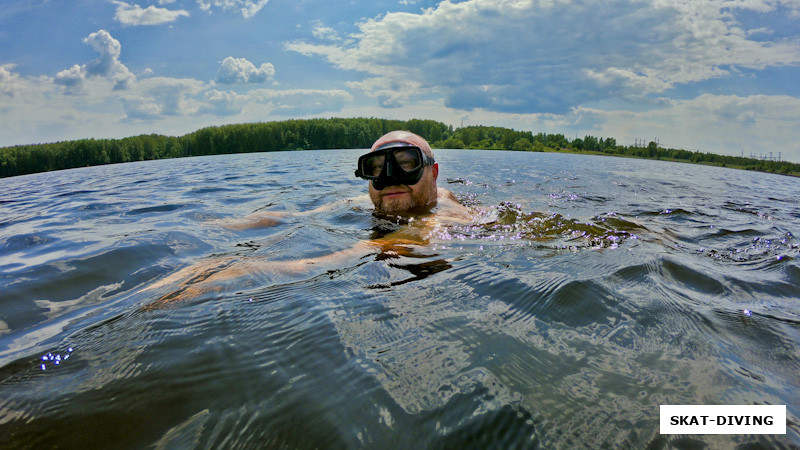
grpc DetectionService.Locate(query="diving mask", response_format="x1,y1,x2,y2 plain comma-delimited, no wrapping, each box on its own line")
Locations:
355,142,436,190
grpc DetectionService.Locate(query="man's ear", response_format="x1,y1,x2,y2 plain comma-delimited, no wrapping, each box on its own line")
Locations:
432,163,439,181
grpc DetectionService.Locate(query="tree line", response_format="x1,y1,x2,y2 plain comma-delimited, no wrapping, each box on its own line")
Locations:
445,127,800,176
2,117,799,178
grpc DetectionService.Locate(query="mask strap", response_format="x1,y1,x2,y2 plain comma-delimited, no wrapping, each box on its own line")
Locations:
375,141,416,151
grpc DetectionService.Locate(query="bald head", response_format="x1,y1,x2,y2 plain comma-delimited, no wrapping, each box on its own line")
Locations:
371,131,434,158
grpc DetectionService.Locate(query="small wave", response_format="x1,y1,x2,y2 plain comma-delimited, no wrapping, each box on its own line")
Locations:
187,187,235,195
0,232,57,253
633,208,717,225
54,189,98,198
720,201,779,221
77,202,119,212
126,204,192,215
679,229,798,267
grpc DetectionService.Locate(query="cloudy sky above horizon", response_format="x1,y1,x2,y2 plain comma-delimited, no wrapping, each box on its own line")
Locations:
1,0,799,161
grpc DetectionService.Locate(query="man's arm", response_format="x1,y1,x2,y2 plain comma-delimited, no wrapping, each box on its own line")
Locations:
142,190,472,307
209,195,371,230
141,233,431,309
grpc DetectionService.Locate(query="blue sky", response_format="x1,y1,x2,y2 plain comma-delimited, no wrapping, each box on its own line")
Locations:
1,0,799,161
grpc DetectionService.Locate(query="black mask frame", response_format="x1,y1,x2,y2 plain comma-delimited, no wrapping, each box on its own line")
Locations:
354,144,435,190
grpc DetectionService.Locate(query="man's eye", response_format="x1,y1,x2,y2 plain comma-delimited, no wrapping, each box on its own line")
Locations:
365,156,384,176
402,163,417,172
395,152,419,170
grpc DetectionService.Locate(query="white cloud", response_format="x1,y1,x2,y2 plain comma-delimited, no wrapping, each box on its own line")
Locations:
216,56,275,84
0,71,135,145
113,1,190,26
201,89,248,116
54,64,85,89
82,30,124,77
720,0,800,16
54,30,135,91
248,88,353,115
196,88,353,116
346,77,424,108
0,63,21,96
746,27,775,36
0,64,18,83
197,0,269,18
286,0,800,113
312,23,342,42
121,77,206,120
112,78,352,122
120,98,163,121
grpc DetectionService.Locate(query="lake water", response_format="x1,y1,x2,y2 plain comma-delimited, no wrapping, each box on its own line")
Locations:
1,149,799,448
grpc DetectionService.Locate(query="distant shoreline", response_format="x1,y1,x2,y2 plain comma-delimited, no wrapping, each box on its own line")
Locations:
2,117,799,178
531,147,800,177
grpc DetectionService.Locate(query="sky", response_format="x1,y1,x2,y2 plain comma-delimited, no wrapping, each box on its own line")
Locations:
1,0,800,161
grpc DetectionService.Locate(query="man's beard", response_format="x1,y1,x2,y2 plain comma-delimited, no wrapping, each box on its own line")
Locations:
379,192,415,213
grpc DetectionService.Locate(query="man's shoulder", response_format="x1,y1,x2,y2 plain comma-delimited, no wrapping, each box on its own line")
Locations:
435,188,473,222
438,187,460,203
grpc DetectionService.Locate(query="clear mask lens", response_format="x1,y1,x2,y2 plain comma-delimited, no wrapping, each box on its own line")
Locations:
363,153,386,177
392,149,422,172
362,148,421,176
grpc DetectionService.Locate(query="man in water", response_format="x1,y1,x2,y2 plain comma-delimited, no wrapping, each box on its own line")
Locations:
146,131,470,304
359,130,467,217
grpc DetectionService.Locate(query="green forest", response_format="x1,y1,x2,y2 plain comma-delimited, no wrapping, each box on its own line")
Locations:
2,117,799,178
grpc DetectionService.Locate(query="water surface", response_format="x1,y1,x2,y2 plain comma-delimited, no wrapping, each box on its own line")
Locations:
1,150,799,447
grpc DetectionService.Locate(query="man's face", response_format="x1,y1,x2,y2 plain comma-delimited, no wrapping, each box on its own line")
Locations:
369,163,438,214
